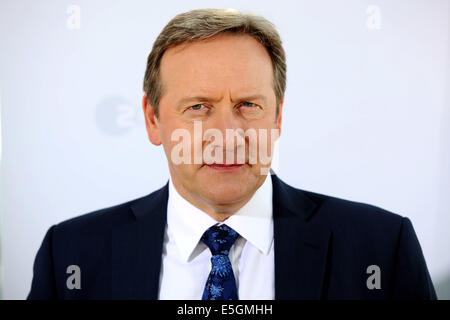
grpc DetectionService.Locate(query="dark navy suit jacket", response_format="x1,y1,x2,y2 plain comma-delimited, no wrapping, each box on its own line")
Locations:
27,174,437,299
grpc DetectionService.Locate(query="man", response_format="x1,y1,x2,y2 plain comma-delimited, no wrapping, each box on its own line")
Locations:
28,8,436,300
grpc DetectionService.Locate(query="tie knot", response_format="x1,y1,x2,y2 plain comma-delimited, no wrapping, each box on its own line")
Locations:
201,224,239,256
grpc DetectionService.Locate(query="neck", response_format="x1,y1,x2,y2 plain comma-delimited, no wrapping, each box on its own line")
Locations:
170,177,262,222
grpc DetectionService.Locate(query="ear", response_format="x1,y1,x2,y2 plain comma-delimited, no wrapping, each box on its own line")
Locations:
142,94,162,146
275,98,283,138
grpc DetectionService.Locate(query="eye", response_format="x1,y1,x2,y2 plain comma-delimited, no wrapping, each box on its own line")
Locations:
189,104,207,111
241,102,256,108
237,101,263,119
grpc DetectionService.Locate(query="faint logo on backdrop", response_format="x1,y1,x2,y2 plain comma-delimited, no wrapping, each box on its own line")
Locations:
66,5,81,30
95,96,143,135
366,5,382,30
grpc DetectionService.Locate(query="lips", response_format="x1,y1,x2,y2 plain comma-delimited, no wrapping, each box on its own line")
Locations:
205,162,246,172
208,163,243,167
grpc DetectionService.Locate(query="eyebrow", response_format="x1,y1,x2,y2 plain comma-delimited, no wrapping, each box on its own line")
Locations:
176,94,268,108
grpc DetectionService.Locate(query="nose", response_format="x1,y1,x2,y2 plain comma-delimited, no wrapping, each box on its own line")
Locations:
207,104,244,132
203,104,247,163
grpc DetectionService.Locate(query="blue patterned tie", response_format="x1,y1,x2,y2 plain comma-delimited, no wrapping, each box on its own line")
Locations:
201,224,239,300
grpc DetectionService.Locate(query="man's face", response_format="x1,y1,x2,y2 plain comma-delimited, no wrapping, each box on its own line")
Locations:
144,33,283,215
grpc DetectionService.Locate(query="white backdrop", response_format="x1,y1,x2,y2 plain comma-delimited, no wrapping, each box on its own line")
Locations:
1,0,449,299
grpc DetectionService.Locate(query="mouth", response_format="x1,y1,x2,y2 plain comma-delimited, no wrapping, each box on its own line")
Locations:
205,163,246,172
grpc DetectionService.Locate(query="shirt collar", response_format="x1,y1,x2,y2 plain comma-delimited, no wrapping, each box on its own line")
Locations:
167,175,273,262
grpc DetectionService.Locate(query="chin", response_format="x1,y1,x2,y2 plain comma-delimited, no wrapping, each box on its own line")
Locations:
201,182,249,205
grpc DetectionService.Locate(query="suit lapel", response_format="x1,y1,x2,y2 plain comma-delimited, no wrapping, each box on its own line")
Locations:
111,182,168,299
272,174,331,299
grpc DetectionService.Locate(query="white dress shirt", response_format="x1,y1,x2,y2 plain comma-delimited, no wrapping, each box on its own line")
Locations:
158,174,275,300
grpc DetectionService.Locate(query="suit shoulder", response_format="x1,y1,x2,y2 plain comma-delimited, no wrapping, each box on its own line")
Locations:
297,187,405,231
54,185,167,233
292,187,406,248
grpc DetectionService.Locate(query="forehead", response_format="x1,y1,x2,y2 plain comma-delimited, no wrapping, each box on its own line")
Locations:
159,33,274,99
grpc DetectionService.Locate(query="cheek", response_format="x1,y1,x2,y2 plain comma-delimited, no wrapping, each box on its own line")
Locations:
254,119,280,160
247,116,278,132
160,123,198,168
239,107,265,120
159,118,185,143
158,124,180,161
